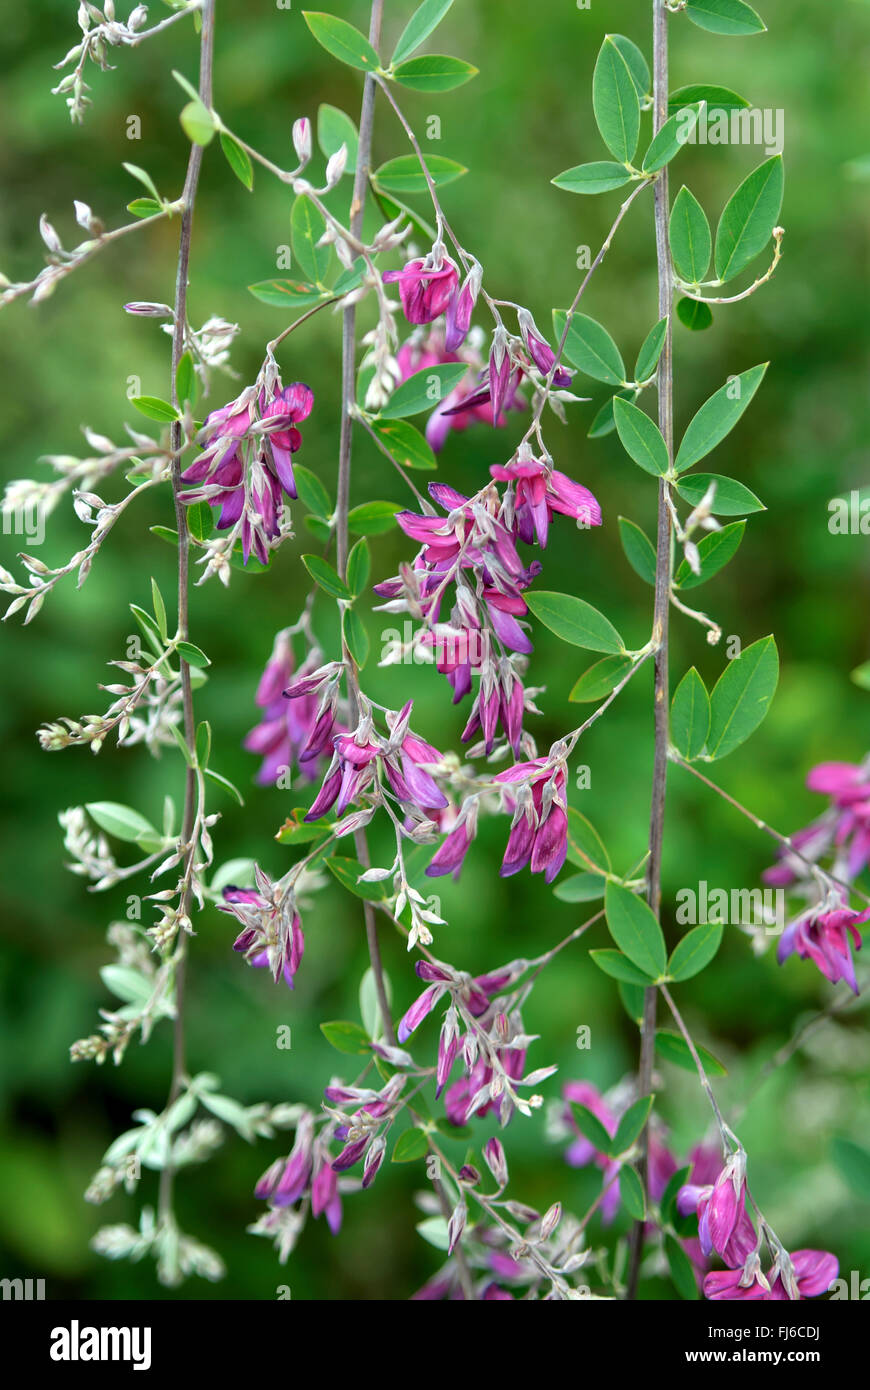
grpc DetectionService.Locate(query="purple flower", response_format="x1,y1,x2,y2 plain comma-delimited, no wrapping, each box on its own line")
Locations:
243,633,338,785
494,759,569,883
220,874,304,989
490,455,601,549
704,1250,838,1302
777,904,867,993
180,379,313,565
305,700,447,823
310,1154,342,1234
678,1157,757,1267
383,251,460,325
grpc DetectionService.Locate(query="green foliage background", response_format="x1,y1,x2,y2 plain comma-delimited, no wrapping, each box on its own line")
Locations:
0,0,868,1299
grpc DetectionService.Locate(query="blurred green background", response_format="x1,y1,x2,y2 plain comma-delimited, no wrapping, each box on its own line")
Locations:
1,0,868,1299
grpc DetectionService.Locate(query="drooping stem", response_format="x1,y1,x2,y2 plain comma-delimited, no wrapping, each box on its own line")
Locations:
627,0,673,1300
335,0,395,1047
157,0,215,1237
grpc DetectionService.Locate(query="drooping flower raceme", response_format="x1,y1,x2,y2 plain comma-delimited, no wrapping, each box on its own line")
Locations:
220,869,304,990
180,376,313,565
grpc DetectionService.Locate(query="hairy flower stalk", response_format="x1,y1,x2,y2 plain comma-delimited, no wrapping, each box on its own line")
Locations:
156,0,216,1268
626,0,674,1301
335,0,394,1046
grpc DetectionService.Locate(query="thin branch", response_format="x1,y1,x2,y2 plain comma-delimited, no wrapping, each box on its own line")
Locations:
157,0,215,1238
627,0,673,1302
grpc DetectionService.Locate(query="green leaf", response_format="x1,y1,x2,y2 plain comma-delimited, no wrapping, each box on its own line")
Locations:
303,11,380,70
186,500,213,542
150,577,167,639
642,104,702,174
668,923,723,981
302,554,352,600
660,1165,692,1225
327,856,391,901
248,279,327,309
590,949,656,986
332,259,366,296
613,398,669,476
619,982,646,1025
571,1104,613,1156
634,318,668,382
370,417,438,471
342,608,370,669
707,634,779,760
347,500,402,535
86,802,157,843
676,473,764,516
392,1128,430,1163
566,807,611,874
610,34,650,100
203,768,244,806
618,517,657,586
676,297,714,331
552,162,633,196
553,872,606,902
392,0,454,66
592,34,640,163
416,1216,450,1250
715,155,783,282
130,395,180,423
320,1020,371,1055
611,1095,654,1156
832,1137,870,1202
122,162,161,201
686,0,766,39
275,810,334,845
305,516,332,543
588,389,634,439
554,310,625,386
220,132,253,189
176,640,210,669
605,880,667,979
620,1165,646,1220
669,186,712,284
171,724,195,767
393,55,477,92
317,104,359,173
291,195,331,286
665,1234,700,1300
293,463,333,520
675,519,745,590
525,591,624,655
195,719,211,768
373,153,467,196
674,364,767,473
179,99,215,146
655,1030,728,1076
671,668,711,760
175,351,195,407
127,198,163,218
380,362,468,418
569,654,633,703
668,84,750,116
346,538,371,597
100,965,154,1006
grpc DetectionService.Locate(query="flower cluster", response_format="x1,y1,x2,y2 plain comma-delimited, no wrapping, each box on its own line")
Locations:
244,633,341,786
763,758,869,992
220,869,304,990
180,377,313,566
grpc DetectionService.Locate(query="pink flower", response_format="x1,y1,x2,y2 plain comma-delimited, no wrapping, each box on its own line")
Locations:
220,872,304,989
490,455,601,549
243,632,337,785
494,758,569,883
305,700,447,822
678,1158,757,1267
777,904,867,993
180,379,313,565
704,1250,838,1301
383,252,460,325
